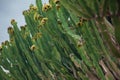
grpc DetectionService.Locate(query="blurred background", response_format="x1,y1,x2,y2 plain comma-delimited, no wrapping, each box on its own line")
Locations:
0,0,48,43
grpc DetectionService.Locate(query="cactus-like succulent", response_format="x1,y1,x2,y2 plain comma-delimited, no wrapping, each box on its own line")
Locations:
0,0,120,80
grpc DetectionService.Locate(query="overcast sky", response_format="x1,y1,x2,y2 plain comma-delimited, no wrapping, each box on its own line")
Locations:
0,0,48,43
